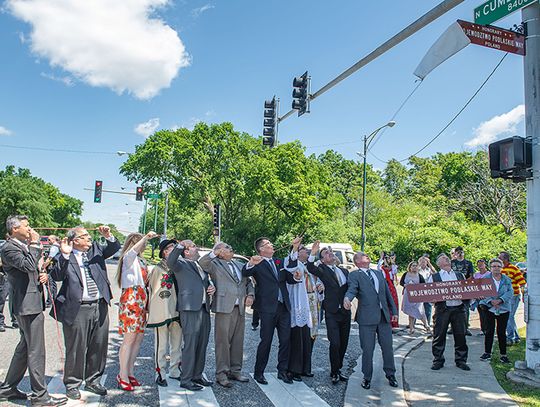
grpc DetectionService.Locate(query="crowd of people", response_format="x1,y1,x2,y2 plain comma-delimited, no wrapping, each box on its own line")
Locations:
0,214,528,405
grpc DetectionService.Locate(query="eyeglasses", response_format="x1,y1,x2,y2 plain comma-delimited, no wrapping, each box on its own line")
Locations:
75,233,91,240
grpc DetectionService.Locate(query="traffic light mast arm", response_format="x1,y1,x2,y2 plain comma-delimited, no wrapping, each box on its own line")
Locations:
277,0,465,123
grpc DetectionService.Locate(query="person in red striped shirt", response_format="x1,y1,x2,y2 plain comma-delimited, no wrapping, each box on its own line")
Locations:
498,251,526,345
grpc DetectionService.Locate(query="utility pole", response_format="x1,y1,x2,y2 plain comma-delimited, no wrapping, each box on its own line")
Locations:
523,2,540,372
163,191,169,239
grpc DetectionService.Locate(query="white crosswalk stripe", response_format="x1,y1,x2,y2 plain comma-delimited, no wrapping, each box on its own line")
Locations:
47,374,107,406
157,374,219,407
251,373,331,407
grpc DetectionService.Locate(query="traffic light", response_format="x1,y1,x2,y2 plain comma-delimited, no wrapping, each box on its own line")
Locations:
263,97,277,147
94,180,102,203
488,136,532,181
292,71,309,116
213,204,220,228
135,186,144,201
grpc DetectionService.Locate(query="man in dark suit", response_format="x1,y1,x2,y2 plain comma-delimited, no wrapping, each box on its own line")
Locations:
199,242,255,387
344,251,398,390
167,239,216,391
306,241,351,384
429,253,469,371
49,225,120,400
0,215,67,406
242,237,302,385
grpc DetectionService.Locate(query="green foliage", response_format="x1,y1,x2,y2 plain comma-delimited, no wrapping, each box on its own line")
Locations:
120,122,527,265
0,166,83,237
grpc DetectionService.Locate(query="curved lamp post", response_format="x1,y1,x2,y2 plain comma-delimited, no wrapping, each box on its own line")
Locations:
357,121,396,251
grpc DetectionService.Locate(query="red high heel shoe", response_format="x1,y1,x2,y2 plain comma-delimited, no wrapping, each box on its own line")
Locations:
128,376,141,387
117,375,134,391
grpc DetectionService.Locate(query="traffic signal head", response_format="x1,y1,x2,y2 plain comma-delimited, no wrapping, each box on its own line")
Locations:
488,136,532,181
213,204,220,228
136,186,144,201
94,180,102,203
262,97,278,147
292,71,309,116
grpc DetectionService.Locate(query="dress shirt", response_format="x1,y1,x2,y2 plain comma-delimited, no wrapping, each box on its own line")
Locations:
428,269,462,306
307,255,347,285
72,249,101,301
359,268,379,293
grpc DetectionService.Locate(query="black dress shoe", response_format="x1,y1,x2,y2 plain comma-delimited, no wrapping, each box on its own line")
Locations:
193,378,213,386
156,377,168,387
180,382,203,391
66,388,81,400
431,363,443,370
338,373,348,382
331,374,340,385
11,321,19,329
465,330,472,336
361,378,371,389
254,375,268,385
0,325,5,332
85,383,107,396
301,372,314,377
31,396,68,406
456,363,471,371
251,325,259,331
228,373,249,382
0,388,28,401
292,374,302,382
387,375,398,387
277,371,293,384
169,376,181,382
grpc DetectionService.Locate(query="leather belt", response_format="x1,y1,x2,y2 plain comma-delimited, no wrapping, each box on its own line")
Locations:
81,299,100,305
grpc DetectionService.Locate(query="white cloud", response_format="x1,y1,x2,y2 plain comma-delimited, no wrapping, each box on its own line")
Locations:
40,72,75,86
7,0,190,100
466,104,525,147
191,4,214,18
0,126,13,136
134,118,160,137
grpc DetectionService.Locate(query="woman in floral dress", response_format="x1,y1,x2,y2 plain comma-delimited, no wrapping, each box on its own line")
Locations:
116,231,157,391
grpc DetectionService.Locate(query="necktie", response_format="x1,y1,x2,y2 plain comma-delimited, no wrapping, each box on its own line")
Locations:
228,261,240,283
333,266,343,286
82,252,99,298
268,259,283,302
365,270,377,292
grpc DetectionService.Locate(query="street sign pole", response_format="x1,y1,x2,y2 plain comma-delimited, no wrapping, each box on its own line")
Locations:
163,191,169,239
523,1,540,371
142,198,148,234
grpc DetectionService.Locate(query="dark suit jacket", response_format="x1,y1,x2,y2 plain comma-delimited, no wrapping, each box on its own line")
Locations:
307,260,350,315
242,258,298,313
345,269,397,325
49,239,120,325
167,246,211,312
0,239,44,316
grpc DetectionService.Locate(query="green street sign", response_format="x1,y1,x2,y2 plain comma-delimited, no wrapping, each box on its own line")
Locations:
147,193,161,199
474,0,537,25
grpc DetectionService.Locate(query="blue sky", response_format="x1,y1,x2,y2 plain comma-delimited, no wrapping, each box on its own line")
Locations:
0,0,529,233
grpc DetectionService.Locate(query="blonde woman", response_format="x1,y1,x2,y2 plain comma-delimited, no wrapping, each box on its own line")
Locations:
116,231,157,391
400,261,431,335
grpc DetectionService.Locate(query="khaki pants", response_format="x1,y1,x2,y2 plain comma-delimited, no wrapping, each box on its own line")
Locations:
154,321,182,378
214,307,245,379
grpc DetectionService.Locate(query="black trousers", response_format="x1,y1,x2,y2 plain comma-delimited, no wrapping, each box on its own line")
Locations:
288,325,312,375
252,309,260,327
432,304,468,365
0,312,49,402
477,305,489,334
63,300,109,390
255,302,291,375
325,310,351,376
484,311,509,355
0,277,15,326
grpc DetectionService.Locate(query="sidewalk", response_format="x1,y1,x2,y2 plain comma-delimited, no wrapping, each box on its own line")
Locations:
345,303,525,407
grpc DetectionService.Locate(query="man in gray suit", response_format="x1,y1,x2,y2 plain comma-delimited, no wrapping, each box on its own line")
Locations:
167,240,216,391
0,215,67,406
344,252,398,390
199,242,255,388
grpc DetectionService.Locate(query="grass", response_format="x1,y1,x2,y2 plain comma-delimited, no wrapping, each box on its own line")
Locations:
491,327,540,407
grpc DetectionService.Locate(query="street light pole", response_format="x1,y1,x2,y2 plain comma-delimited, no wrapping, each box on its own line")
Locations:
359,121,396,251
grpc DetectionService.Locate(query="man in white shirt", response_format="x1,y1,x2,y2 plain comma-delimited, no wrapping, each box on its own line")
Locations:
428,253,469,371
